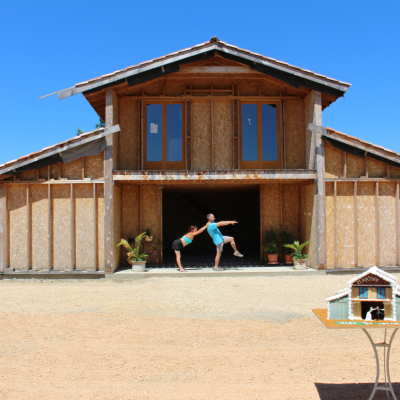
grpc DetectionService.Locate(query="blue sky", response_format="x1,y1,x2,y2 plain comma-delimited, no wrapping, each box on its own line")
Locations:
1,0,399,165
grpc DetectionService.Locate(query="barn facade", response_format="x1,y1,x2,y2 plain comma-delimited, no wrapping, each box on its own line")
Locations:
0,37,399,275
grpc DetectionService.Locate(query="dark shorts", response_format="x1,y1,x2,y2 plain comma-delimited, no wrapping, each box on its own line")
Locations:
172,239,184,251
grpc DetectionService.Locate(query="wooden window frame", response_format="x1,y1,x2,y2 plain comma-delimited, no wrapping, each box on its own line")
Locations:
239,101,281,169
143,101,186,170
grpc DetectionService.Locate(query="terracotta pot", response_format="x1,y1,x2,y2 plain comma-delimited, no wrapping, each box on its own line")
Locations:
152,250,158,254
284,254,293,263
293,259,307,270
267,253,279,263
129,260,147,272
145,236,153,242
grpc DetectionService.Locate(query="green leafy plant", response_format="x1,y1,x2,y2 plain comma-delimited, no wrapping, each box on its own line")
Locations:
95,118,105,129
283,240,310,260
137,227,152,237
117,232,149,262
264,241,279,254
281,231,296,254
263,229,278,245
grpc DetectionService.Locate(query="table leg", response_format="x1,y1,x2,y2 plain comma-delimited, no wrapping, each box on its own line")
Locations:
362,328,398,400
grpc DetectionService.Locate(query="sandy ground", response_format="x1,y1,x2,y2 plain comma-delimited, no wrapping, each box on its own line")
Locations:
1,274,400,400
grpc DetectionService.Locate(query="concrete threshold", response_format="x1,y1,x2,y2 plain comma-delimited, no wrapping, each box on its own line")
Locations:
2,271,105,280
326,267,400,275
107,266,326,280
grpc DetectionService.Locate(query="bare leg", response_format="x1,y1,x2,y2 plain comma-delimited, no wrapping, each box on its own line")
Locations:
214,251,222,269
225,236,238,252
174,250,186,272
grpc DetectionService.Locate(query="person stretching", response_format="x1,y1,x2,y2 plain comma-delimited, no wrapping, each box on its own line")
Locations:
172,223,209,272
206,213,243,271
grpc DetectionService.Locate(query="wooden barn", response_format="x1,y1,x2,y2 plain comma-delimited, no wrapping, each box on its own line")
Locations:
0,37,399,275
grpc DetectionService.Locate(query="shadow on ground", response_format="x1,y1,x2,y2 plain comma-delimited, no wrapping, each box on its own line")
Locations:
315,383,400,399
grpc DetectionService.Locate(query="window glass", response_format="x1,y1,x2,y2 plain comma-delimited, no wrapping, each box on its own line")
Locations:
241,104,258,161
261,104,277,161
166,104,182,162
359,287,368,299
146,104,162,162
377,287,386,299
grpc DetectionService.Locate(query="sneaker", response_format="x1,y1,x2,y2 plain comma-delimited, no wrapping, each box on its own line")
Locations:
234,251,243,257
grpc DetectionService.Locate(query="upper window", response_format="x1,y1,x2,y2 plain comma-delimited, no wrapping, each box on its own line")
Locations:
377,287,386,299
359,287,368,299
240,102,280,169
145,103,185,170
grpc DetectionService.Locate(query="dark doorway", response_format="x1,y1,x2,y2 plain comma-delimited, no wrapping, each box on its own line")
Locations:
361,301,385,320
162,184,260,266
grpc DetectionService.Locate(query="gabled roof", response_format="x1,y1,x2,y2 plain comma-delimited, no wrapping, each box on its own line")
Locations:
347,266,397,286
46,37,351,100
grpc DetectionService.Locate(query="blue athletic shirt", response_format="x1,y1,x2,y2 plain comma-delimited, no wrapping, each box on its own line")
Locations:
207,222,224,246
182,235,192,245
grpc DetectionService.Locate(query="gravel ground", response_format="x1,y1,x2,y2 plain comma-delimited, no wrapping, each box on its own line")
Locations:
0,274,400,399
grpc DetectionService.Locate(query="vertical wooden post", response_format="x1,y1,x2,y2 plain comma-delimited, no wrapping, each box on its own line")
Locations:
354,181,358,268
48,184,52,271
70,183,75,271
47,165,50,181
342,152,347,178
237,100,240,170
334,181,338,268
232,99,235,170
140,100,144,170
158,186,163,265
185,100,188,171
0,184,8,273
93,183,97,271
26,184,31,271
211,99,214,170
82,157,85,180
190,100,193,170
260,184,263,264
375,181,380,267
58,162,62,180
396,182,399,267
281,100,286,169
365,157,369,178
138,101,141,170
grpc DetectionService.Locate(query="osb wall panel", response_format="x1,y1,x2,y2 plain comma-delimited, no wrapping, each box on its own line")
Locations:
119,100,139,170
20,170,37,181
300,184,317,268
261,86,280,96
50,163,60,179
192,101,212,170
282,184,298,237
379,183,396,266
75,184,95,270
8,185,27,270
337,182,355,268
357,182,376,267
31,185,49,270
62,159,82,180
325,183,335,269
260,184,280,233
347,153,365,178
85,152,104,179
113,185,121,271
368,158,386,178
304,92,314,170
238,85,258,96
284,100,304,169
325,142,342,178
122,185,140,241
390,165,400,178
144,85,163,96
165,84,185,96
213,101,233,170
52,185,71,271
141,185,161,264
96,184,104,270
39,167,48,180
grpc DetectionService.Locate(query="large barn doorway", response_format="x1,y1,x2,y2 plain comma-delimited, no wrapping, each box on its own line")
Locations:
162,184,260,267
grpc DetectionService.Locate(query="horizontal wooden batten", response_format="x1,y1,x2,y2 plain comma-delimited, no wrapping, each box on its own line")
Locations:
3,180,105,185
325,178,400,182
121,95,301,101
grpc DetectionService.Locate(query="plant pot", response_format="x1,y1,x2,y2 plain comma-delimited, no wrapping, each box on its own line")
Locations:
293,259,307,270
284,254,293,263
152,250,158,254
129,260,147,272
267,253,279,263
145,236,153,242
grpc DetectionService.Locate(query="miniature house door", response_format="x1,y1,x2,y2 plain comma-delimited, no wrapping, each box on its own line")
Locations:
144,102,186,170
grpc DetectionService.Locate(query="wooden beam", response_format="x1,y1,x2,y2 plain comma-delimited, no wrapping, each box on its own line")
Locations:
365,157,369,178
232,99,235,170
342,151,347,178
354,181,358,268
260,184,264,264
140,100,144,170
282,100,286,169
70,183,75,271
375,181,380,267
334,181,338,268
121,95,301,101
0,185,7,273
211,99,214,169
138,101,141,170
159,186,163,265
93,183,97,271
396,182,399,268
82,157,85,180
179,66,253,74
47,184,52,271
26,184,31,271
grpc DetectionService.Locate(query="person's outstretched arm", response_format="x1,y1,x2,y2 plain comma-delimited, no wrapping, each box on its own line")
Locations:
192,222,210,236
217,221,238,227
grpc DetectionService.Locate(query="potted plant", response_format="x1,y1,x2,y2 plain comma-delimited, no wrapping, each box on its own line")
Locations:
283,240,310,270
152,247,158,254
117,232,148,272
281,231,295,263
263,229,279,263
144,228,153,242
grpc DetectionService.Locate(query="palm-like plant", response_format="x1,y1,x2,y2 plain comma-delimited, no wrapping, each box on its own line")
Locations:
283,240,310,260
117,232,149,263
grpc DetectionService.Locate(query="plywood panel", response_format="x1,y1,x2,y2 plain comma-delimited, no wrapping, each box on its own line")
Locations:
390,165,400,178
122,185,140,241
379,182,396,266
192,101,212,170
96,184,104,270
282,184,298,236
304,93,313,170
213,101,233,170
119,100,139,170
144,85,163,96
238,85,258,96
50,163,60,179
347,153,365,178
8,185,27,270
20,170,37,180
325,142,342,178
141,185,161,264
325,183,335,269
39,167,48,180
31,185,49,270
300,184,317,268
85,152,104,179
337,182,355,268
62,159,82,180
75,184,95,270
260,86,280,96
368,158,386,178
113,185,121,271
260,184,280,234
357,182,376,267
165,84,185,96
52,185,71,270
284,100,304,169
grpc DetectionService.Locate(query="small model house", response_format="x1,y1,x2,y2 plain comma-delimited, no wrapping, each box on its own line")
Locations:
327,267,400,321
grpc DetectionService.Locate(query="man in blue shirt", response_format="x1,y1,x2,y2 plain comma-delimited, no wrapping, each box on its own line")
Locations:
206,213,243,271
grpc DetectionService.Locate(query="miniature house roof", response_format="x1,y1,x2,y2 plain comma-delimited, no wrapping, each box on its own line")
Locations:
326,288,350,302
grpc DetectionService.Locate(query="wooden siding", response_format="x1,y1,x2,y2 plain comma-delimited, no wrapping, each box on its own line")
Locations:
284,100,304,169
330,296,348,319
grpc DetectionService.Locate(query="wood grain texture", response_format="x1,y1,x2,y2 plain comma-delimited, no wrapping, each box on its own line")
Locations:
96,184,104,270
119,100,139,170
390,165,400,178
165,84,185,96
52,184,71,271
357,182,376,267
282,184,298,237
379,182,396,266
368,158,386,178
304,92,314,170
85,152,104,179
238,85,258,96
284,100,304,169
39,167,48,179
336,182,355,268
260,184,280,236
0,185,7,272
325,183,335,269
50,163,60,179
19,170,37,181
144,85,163,96
324,142,343,178
30,185,49,270
213,101,233,170
122,185,140,245
192,101,212,170
75,184,95,270
8,185,28,270
63,159,82,180
300,184,317,268
347,153,365,178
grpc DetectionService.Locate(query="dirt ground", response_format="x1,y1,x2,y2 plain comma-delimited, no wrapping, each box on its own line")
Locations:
1,274,400,400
